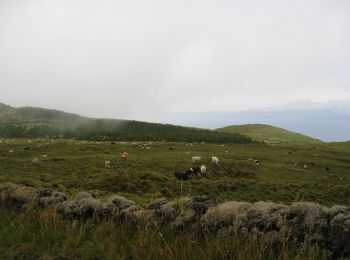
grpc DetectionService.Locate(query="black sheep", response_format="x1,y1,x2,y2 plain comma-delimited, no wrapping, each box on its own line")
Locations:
174,172,191,180
175,168,194,180
192,167,201,174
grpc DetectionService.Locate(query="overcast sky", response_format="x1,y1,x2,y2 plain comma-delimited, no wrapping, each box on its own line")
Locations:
1,0,350,121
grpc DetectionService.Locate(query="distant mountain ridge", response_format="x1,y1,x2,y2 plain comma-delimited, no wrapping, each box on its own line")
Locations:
0,103,82,122
164,109,350,142
0,103,252,143
217,124,320,143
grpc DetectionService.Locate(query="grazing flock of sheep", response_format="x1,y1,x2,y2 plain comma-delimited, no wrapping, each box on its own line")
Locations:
26,141,335,183
1,139,349,257
174,156,219,181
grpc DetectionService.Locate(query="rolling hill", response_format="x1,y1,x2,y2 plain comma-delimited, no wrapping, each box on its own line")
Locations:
217,124,320,143
0,103,251,143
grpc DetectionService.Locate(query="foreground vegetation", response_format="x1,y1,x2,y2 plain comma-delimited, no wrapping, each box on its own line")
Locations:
0,206,331,259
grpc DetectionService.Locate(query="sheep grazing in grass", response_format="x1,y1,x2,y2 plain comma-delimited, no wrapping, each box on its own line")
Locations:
32,158,40,166
192,167,203,177
192,166,207,176
105,161,112,168
174,172,191,181
192,167,200,174
211,156,220,166
192,156,202,163
303,164,308,169
174,168,194,180
224,150,229,154
249,158,260,166
121,152,129,161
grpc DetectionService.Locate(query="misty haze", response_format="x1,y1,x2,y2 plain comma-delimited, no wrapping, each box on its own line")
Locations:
0,1,350,259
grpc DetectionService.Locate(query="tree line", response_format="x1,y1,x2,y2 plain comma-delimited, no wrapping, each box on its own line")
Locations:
0,119,253,144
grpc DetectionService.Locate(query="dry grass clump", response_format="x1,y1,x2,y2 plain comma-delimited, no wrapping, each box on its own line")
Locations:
201,200,350,258
56,191,113,220
1,182,350,257
0,182,66,210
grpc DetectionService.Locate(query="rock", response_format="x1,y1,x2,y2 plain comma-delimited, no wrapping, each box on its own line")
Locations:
171,209,197,230
0,182,18,202
78,197,112,219
57,193,114,220
245,202,287,231
189,195,217,215
146,198,168,210
157,202,180,221
107,195,135,210
38,188,53,197
329,210,350,257
202,201,251,232
9,187,38,209
37,188,66,208
126,209,156,225
76,192,96,202
284,202,329,244
118,205,142,220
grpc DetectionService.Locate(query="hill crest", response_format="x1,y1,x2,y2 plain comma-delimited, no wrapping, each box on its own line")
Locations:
217,124,320,143
0,102,252,143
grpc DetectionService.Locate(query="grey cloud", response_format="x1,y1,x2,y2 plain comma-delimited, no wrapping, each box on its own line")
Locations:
0,0,349,121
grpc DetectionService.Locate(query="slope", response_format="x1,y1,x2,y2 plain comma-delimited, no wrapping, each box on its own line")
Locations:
217,124,320,143
0,103,251,143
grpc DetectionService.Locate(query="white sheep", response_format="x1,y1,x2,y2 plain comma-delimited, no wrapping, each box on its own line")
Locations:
121,152,129,161
211,156,220,166
105,161,112,168
192,156,202,163
200,165,207,174
32,158,40,166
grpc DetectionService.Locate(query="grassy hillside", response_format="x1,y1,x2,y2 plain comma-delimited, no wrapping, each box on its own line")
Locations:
0,139,349,205
0,103,251,144
1,138,349,258
217,124,320,143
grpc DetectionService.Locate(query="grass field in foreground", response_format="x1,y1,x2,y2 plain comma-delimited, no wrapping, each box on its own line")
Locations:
0,206,330,259
0,139,349,206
